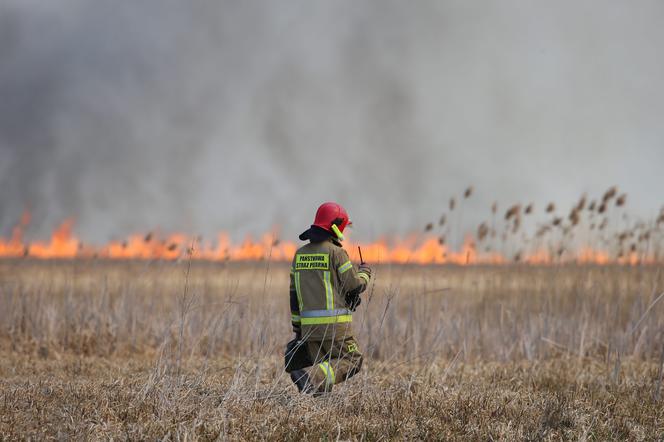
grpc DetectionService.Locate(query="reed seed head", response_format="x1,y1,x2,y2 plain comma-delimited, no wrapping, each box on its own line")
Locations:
505,204,521,220
602,186,617,202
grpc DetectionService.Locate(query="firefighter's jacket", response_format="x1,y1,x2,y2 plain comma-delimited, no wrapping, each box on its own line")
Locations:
290,238,370,341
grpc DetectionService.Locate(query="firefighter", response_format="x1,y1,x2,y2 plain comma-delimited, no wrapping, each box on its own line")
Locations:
285,202,372,394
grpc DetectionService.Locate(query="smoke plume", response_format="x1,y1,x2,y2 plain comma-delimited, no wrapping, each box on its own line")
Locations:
1,0,663,243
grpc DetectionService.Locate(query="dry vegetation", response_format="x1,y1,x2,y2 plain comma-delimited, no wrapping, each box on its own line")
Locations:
1,260,664,439
430,185,664,264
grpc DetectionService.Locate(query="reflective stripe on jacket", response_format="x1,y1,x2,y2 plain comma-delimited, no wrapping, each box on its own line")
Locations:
289,238,369,340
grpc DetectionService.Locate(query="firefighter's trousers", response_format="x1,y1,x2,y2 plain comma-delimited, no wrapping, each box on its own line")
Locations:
300,337,363,393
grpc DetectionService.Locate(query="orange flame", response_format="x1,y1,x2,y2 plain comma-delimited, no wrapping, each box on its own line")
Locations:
0,214,657,265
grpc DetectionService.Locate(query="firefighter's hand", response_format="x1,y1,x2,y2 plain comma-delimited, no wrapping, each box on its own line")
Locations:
358,264,372,279
345,293,362,311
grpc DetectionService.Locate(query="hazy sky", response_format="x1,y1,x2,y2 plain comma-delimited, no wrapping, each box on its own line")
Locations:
1,0,663,243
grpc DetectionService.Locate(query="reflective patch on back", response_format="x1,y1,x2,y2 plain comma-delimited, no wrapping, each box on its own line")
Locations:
295,253,330,270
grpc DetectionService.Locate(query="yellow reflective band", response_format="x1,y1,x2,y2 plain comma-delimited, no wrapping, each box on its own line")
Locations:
358,272,370,284
331,224,344,241
295,253,329,270
294,272,304,311
291,314,301,323
300,315,352,325
301,308,350,317
324,271,334,310
327,363,335,384
338,260,353,274
318,361,335,387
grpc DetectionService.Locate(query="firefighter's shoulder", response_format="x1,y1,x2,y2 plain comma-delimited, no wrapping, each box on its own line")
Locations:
324,241,349,263
295,243,309,254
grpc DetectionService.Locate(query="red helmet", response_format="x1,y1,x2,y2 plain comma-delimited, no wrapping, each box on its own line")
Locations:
312,202,351,238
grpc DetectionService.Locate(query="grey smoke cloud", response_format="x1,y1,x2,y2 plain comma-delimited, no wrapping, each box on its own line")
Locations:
1,0,663,244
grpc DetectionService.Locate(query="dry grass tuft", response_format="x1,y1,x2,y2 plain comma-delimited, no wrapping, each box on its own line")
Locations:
1,356,662,440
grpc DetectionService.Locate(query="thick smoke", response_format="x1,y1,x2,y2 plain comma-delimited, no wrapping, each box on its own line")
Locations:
1,0,664,244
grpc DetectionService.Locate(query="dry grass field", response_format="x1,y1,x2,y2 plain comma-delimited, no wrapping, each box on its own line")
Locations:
1,260,663,440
